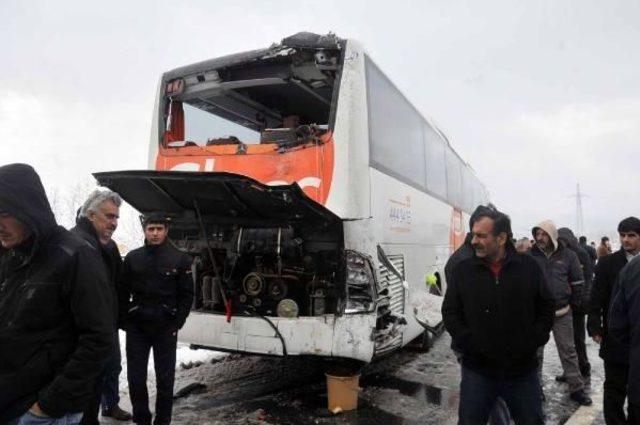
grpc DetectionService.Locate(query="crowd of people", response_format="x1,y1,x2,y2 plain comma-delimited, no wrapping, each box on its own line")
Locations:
442,204,640,424
2,162,640,425
0,164,193,425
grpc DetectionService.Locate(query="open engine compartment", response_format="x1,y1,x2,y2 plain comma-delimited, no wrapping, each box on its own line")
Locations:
192,223,344,318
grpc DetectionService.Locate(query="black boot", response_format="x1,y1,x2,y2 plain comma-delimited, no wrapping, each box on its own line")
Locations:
102,405,133,421
570,390,593,406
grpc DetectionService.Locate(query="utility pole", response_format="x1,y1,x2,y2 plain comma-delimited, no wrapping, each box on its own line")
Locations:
575,183,586,236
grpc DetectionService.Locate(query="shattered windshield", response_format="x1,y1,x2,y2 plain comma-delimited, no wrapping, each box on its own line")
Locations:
161,39,342,149
183,103,259,146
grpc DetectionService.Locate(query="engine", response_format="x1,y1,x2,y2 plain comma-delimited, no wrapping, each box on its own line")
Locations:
195,226,343,318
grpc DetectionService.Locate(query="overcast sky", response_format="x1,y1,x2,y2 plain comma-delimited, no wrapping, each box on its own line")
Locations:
2,0,639,242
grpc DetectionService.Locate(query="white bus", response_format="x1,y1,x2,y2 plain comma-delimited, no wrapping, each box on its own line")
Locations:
95,32,488,363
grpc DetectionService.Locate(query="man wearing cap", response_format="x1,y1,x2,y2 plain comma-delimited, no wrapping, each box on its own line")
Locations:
530,220,592,405
588,217,640,423
119,213,193,425
0,164,113,424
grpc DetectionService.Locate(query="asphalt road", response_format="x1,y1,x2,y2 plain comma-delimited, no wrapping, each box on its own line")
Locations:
125,329,605,424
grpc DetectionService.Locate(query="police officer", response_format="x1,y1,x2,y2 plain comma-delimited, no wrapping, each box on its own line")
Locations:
119,213,193,425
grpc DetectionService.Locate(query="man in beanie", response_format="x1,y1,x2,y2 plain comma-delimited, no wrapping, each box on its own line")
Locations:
588,216,640,423
0,164,113,424
443,207,554,423
530,220,592,405
119,213,193,425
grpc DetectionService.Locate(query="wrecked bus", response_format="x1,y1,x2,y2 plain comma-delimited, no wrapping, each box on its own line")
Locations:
95,32,488,363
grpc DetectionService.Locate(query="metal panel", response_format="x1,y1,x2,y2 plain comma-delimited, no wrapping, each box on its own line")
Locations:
374,254,406,355
378,254,405,315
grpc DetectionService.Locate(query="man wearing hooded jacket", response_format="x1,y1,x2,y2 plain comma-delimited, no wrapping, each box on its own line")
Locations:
120,213,193,425
530,220,592,406
0,163,114,424
557,227,593,379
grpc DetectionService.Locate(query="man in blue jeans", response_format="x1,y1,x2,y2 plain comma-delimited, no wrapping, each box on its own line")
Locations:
442,207,555,424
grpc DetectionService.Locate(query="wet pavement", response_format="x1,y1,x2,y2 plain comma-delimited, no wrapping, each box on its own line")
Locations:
104,327,606,424
161,329,605,424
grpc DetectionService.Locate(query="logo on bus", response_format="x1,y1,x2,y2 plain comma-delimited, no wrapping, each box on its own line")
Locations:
388,196,412,233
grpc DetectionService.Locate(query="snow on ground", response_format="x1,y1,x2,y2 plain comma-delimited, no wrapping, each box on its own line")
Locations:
108,331,226,417
106,329,607,424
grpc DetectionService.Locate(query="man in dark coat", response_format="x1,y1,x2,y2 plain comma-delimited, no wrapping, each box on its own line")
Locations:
444,204,512,425
588,216,640,423
120,213,194,425
557,227,594,378
609,254,640,422
72,190,132,423
442,207,554,424
0,163,113,424
579,236,597,270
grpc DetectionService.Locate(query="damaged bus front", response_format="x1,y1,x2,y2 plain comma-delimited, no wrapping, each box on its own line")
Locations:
94,170,390,362
96,32,485,363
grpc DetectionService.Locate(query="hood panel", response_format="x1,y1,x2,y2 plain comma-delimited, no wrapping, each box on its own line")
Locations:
93,171,340,228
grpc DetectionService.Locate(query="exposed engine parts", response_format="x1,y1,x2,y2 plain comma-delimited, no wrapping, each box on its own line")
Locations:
194,225,343,318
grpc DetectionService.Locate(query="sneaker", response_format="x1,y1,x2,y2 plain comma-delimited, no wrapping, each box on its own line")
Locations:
102,405,133,421
555,374,567,382
570,390,593,406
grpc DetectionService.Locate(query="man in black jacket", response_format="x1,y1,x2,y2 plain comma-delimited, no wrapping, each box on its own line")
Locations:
442,207,554,424
579,236,597,270
120,213,194,425
609,254,640,422
588,216,640,423
0,164,113,424
72,190,132,423
557,227,594,379
444,204,512,425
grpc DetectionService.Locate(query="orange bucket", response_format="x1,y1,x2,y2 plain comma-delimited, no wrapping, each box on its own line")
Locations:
325,373,360,413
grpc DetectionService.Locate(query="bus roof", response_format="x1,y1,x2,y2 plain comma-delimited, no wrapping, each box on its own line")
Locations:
163,32,344,81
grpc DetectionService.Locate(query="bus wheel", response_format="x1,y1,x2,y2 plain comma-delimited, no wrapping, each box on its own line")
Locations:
409,330,434,353
421,330,435,352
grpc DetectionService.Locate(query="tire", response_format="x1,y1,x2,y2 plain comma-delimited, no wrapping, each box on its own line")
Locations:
419,330,434,352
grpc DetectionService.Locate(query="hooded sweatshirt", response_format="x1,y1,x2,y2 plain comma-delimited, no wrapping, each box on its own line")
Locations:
0,164,113,421
531,220,585,313
558,227,593,314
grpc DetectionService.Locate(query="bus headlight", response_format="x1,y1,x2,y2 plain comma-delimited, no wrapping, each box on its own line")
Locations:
344,250,376,314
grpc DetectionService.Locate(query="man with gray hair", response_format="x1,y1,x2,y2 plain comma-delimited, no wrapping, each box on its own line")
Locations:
71,190,132,423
